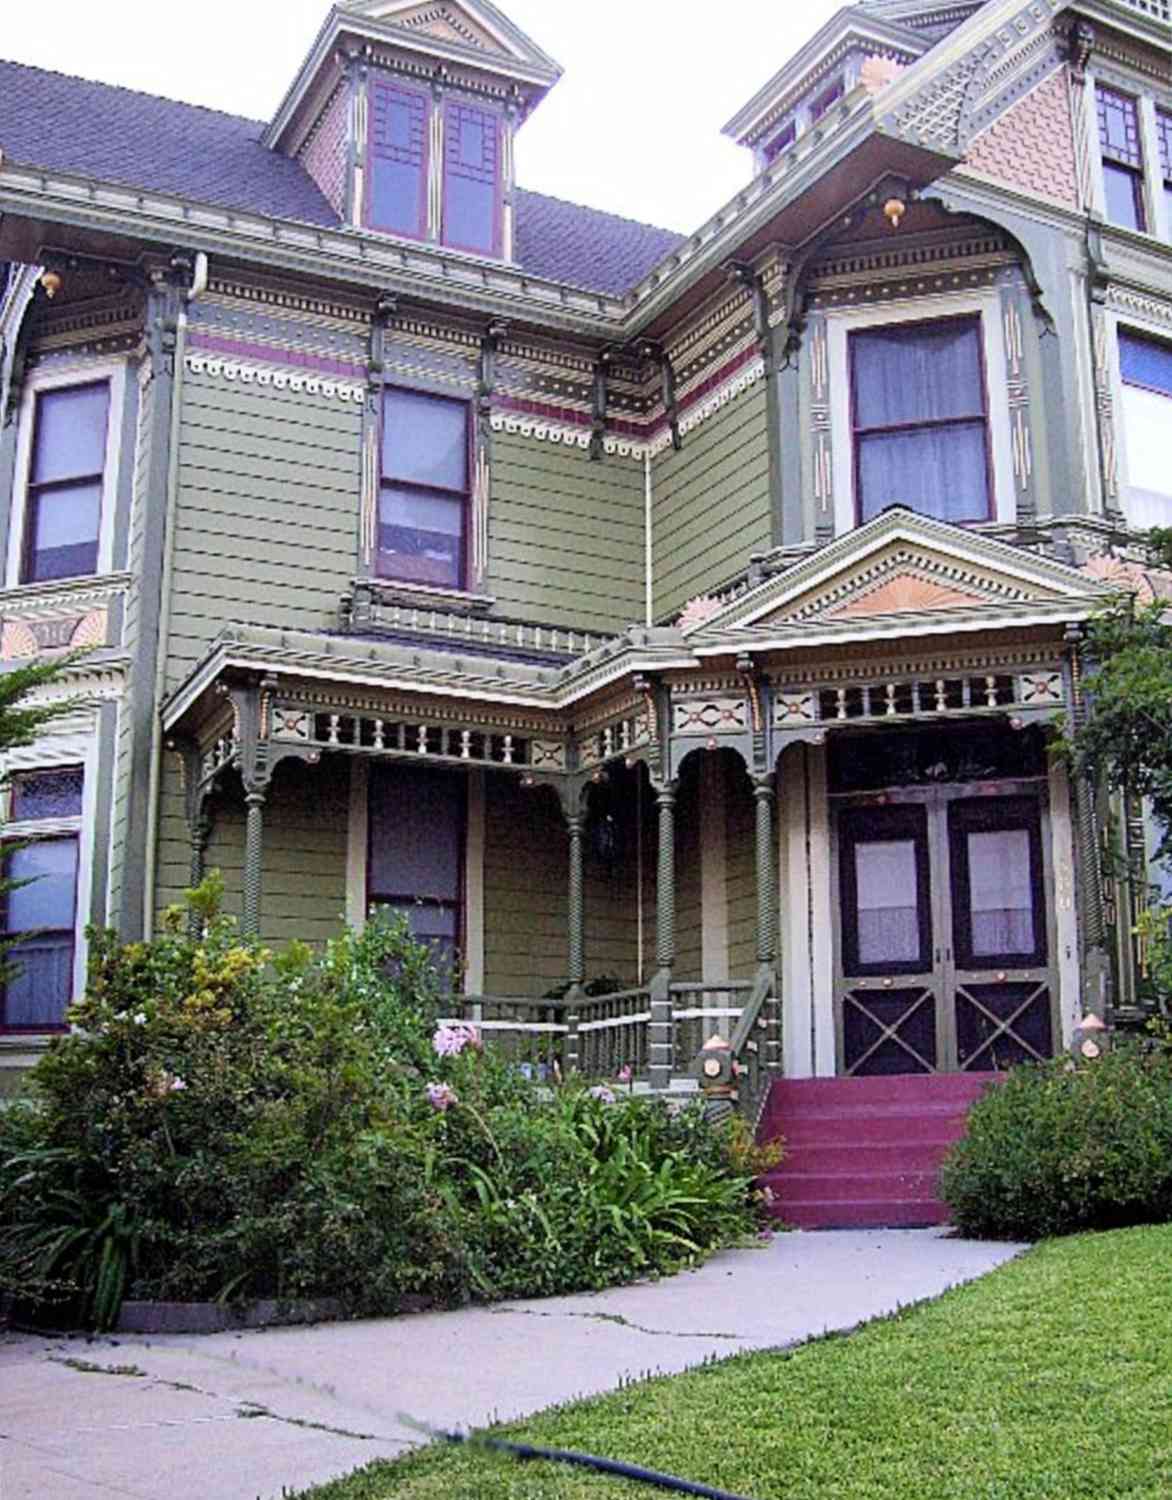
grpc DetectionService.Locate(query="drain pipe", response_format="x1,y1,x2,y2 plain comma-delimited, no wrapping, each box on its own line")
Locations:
142,251,207,937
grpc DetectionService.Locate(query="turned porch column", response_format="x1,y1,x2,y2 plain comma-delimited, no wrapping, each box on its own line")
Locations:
242,788,267,939
753,770,783,1076
649,778,678,1092
564,809,585,1073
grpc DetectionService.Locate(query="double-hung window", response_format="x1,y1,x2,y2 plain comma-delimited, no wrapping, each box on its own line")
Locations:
2,766,83,1031
368,763,464,980
378,388,470,590
1097,86,1147,233
849,316,991,525
1118,329,1172,518
21,382,110,583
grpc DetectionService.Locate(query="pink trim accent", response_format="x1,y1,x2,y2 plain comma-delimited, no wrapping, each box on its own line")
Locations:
188,333,363,380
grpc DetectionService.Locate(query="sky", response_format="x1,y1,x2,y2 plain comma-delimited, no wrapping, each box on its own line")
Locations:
0,1,846,234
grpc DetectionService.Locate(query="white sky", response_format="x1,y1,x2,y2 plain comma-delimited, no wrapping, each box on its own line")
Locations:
0,1,845,233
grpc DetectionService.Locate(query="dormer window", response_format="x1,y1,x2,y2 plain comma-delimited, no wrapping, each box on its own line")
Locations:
367,79,430,239
809,76,845,123
764,120,797,165
442,101,502,256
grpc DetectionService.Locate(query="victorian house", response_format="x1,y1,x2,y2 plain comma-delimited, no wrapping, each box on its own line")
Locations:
1,0,1170,1224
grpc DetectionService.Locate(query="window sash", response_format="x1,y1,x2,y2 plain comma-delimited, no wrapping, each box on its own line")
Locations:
2,834,79,1031
442,101,501,256
367,79,429,239
1097,86,1144,168
849,316,991,525
377,389,470,589
21,382,109,585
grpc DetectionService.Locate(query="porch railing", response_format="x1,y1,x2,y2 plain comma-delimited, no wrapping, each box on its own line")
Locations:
443,971,779,1122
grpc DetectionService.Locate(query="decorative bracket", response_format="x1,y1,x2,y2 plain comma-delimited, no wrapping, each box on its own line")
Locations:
638,341,681,452
228,674,321,798
589,345,616,462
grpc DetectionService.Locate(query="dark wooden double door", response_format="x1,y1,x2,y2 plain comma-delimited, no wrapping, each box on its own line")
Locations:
835,787,1057,1075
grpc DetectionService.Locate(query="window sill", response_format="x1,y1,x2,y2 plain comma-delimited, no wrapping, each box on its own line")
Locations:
349,578,496,617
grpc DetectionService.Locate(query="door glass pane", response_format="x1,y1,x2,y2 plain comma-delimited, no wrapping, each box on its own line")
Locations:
967,828,1034,957
855,839,920,965
368,765,462,904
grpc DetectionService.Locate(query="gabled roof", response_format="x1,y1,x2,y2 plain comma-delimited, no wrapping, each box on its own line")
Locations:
339,0,562,76
686,510,1112,655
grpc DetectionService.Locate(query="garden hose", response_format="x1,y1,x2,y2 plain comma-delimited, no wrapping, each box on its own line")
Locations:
407,1416,756,1499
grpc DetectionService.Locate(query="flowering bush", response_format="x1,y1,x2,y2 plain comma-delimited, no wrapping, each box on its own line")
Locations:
0,877,764,1329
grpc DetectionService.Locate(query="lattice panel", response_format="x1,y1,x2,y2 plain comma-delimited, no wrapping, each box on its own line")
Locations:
956,980,1052,1071
843,986,938,1075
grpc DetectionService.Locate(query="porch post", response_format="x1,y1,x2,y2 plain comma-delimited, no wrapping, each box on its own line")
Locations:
565,809,585,1074
242,789,266,939
188,812,213,939
649,778,677,1092
753,770,783,1076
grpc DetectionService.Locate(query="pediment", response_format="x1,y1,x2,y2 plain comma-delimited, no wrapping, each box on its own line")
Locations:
687,510,1112,641
341,0,561,75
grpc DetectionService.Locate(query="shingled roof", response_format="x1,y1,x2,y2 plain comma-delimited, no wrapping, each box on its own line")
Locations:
0,57,681,298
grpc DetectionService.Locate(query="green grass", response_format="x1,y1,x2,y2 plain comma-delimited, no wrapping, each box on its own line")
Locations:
293,1226,1172,1500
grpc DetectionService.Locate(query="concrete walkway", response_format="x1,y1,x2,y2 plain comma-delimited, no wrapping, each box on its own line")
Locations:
1,1229,1024,1500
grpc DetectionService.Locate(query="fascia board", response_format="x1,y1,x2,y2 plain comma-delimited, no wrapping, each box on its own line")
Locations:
265,7,347,151
691,598,1113,659
0,161,631,338
721,9,930,145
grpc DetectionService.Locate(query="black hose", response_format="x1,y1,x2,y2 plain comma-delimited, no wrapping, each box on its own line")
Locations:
434,1425,757,1500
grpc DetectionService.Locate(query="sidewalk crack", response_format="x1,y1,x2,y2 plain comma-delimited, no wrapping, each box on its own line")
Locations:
491,1308,743,1340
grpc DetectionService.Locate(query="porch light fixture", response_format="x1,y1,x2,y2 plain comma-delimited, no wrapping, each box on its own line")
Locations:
883,197,906,231
39,269,63,298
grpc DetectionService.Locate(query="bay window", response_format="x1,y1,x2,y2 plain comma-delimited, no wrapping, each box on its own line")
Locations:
378,388,470,590
849,316,991,525
368,763,464,979
1118,329,1172,521
2,766,83,1031
21,381,110,583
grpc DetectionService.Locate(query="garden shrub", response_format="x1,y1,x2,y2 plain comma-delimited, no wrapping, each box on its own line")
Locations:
0,878,763,1329
940,1043,1172,1239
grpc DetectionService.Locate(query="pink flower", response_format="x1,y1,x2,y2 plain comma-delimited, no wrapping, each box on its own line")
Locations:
432,1023,481,1058
616,1065,633,1084
426,1082,459,1113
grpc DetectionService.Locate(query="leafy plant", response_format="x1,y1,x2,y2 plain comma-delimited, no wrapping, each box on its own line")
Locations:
940,1044,1172,1239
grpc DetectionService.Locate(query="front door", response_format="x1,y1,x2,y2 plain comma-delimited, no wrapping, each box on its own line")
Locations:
835,790,1056,1074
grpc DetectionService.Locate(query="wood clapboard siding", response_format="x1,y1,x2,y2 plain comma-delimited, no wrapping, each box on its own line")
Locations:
165,374,361,687
107,369,155,923
156,755,350,945
483,775,642,996
725,759,757,980
489,432,645,634
652,384,770,621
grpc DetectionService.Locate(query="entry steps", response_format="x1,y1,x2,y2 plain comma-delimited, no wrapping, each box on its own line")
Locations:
758,1074,999,1229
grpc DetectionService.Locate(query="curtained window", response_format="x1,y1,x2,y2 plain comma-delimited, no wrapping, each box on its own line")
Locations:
850,317,990,524
378,388,470,589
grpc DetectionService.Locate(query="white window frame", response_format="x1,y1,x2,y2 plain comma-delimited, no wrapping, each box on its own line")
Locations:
1110,311,1172,530
1084,72,1172,245
826,288,1016,538
1,727,100,1030
6,357,128,590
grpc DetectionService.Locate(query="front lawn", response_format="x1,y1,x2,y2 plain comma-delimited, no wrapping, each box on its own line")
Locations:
293,1225,1172,1499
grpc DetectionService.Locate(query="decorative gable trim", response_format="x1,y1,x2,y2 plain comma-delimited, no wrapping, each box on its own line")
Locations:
688,508,1110,637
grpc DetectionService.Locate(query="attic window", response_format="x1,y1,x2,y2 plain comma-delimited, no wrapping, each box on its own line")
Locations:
809,77,845,123
368,79,429,239
764,119,797,164
442,101,501,256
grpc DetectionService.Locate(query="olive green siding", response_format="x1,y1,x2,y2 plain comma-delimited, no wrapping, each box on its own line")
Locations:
483,776,643,996
156,755,350,945
488,432,644,635
166,373,362,688
106,366,155,924
651,383,770,621
725,760,757,980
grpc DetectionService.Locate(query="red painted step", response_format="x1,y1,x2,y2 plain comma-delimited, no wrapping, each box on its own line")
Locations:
758,1074,1001,1230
